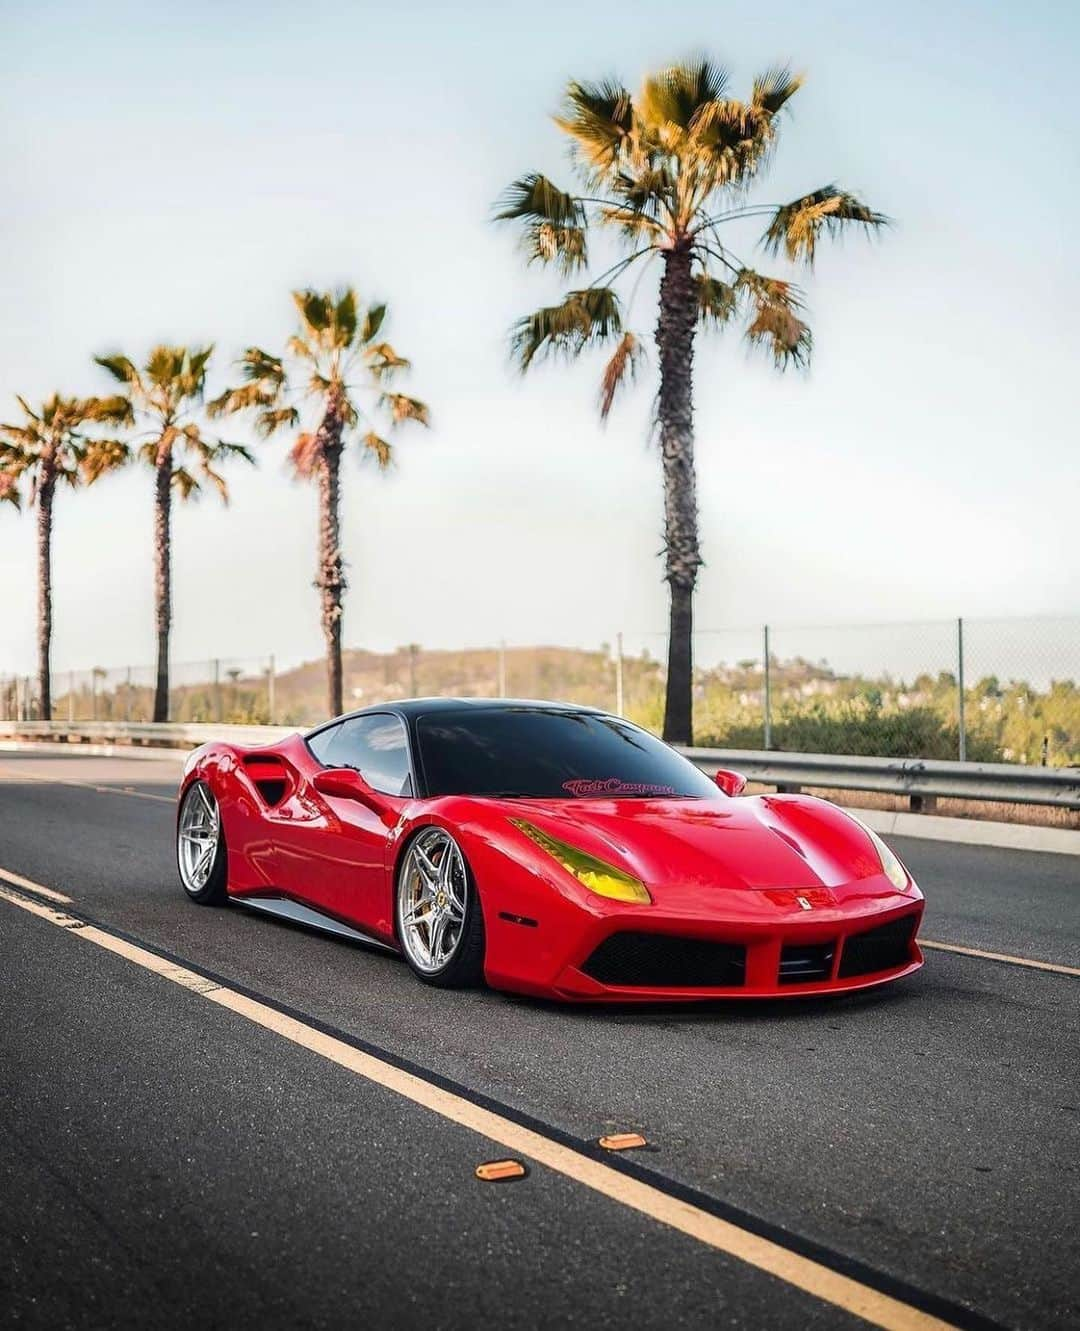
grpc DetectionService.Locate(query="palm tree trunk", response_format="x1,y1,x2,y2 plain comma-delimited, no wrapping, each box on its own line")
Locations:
655,243,702,745
36,469,56,721
315,396,346,718
152,451,172,723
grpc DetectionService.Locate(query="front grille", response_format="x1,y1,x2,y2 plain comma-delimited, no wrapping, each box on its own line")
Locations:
582,932,746,988
779,941,835,983
838,915,917,978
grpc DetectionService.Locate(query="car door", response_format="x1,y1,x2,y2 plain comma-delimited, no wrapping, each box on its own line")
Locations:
272,713,413,939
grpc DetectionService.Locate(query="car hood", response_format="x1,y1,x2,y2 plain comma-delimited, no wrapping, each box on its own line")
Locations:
474,793,885,893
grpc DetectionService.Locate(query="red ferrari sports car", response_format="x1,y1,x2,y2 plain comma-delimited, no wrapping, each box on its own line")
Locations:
176,699,924,1001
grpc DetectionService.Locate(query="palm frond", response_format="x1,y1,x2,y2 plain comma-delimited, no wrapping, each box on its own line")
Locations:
293,289,333,339
510,287,623,371
333,289,358,347
0,468,21,508
495,172,584,226
762,186,890,265
211,440,255,464
206,382,274,419
241,347,287,386
379,394,430,427
364,342,410,377
641,58,730,132
171,466,200,501
84,394,134,427
737,269,812,367
751,66,804,118
81,438,129,482
598,331,644,419
360,431,393,468
361,303,386,344
598,205,664,243
255,405,301,438
200,465,229,503
696,273,738,327
94,354,141,389
554,79,635,174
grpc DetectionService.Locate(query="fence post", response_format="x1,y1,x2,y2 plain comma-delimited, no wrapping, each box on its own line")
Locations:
497,640,507,699
763,625,773,750
615,632,625,716
957,617,966,763
268,655,276,724
213,659,221,722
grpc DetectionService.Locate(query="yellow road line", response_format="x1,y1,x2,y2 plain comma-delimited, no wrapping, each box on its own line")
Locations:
0,867,73,903
922,939,1079,977
0,763,174,803
0,880,956,1331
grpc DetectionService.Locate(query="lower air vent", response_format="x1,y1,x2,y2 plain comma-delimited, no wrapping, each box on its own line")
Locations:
779,941,835,984
582,932,746,988
838,915,917,979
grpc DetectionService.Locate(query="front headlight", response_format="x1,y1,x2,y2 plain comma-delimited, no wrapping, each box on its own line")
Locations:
510,819,651,904
844,813,909,890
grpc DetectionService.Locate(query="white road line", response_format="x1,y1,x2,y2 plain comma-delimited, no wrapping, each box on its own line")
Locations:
0,867,73,903
0,763,174,803
922,939,1079,977
0,878,957,1331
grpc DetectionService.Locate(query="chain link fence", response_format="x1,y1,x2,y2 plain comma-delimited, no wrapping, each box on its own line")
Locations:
2,616,1077,766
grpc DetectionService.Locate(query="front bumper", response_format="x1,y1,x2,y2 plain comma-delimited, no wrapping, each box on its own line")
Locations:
483,877,924,1003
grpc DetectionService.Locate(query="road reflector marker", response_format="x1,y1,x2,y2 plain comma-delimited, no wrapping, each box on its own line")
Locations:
599,1132,648,1151
475,1159,527,1182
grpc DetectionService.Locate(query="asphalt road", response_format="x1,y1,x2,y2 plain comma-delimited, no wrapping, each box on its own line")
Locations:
0,749,1077,1331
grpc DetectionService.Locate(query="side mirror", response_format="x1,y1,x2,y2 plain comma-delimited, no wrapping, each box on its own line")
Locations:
713,768,748,798
313,767,378,804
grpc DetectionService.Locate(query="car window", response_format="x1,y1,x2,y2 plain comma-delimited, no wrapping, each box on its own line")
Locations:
306,723,341,768
311,714,413,796
416,708,718,799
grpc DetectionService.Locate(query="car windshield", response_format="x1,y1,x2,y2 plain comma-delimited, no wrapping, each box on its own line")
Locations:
415,707,719,800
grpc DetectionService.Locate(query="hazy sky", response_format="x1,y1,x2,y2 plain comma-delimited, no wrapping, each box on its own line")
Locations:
2,0,1077,676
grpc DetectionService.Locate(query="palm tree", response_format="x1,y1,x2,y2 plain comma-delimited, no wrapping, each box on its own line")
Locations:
94,346,253,722
496,58,888,743
0,394,130,719
209,289,428,718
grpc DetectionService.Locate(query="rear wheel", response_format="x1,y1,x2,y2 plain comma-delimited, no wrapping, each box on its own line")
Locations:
396,827,485,987
177,779,228,905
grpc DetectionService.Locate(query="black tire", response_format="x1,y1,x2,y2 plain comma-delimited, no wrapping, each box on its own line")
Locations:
396,829,486,988
176,779,229,906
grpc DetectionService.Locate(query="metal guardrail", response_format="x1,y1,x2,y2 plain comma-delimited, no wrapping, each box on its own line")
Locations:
684,747,1080,810
2,721,1078,810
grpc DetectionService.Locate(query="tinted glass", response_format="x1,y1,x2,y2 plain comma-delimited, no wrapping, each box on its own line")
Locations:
308,714,412,796
416,708,718,799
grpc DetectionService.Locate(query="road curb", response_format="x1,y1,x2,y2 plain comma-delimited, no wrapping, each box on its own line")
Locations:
1,739,1077,854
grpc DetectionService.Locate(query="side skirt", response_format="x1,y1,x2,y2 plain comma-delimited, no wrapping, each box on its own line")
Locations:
236,894,399,953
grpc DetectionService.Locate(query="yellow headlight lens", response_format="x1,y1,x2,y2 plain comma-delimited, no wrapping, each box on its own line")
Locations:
872,830,910,891
845,813,909,890
510,819,651,904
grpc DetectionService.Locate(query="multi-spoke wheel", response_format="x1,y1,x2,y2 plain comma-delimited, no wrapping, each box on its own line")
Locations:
177,779,228,905
396,827,485,987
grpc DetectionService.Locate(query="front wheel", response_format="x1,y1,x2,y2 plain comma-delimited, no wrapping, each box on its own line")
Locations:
177,779,228,905
396,827,485,988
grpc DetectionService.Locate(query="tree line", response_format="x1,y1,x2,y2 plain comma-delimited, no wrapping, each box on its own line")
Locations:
1,58,886,742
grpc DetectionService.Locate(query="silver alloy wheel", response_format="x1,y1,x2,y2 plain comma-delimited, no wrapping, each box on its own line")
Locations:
178,781,221,895
397,827,468,974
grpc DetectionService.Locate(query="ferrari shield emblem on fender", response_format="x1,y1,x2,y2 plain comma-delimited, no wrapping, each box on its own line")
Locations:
796,895,812,911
